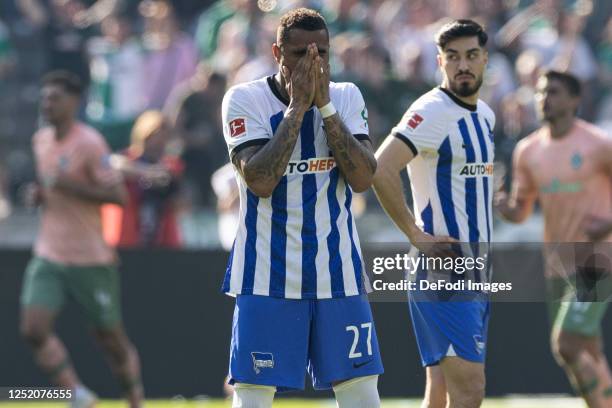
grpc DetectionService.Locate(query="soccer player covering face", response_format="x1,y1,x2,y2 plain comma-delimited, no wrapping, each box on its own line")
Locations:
221,8,382,408
373,20,494,408
495,70,612,407
19,71,143,408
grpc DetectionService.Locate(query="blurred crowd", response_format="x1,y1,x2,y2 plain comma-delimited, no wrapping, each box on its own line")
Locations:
0,0,611,248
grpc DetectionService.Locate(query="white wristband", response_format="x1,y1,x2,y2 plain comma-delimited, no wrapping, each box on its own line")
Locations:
318,102,336,119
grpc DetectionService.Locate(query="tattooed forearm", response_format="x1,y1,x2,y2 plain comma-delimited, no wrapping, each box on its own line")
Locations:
250,114,300,180
232,107,305,197
323,113,377,192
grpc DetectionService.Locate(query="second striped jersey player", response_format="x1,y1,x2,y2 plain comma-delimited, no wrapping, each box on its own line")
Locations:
393,87,495,246
373,20,494,407
392,86,495,284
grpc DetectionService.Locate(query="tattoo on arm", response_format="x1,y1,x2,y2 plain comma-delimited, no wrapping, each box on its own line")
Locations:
232,108,304,194
323,113,376,184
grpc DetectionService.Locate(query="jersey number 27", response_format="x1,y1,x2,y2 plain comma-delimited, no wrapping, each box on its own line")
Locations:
346,322,373,358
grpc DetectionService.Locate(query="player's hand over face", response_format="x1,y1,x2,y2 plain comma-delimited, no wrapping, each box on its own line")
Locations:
409,229,460,260
314,55,330,108
282,44,316,110
583,214,612,242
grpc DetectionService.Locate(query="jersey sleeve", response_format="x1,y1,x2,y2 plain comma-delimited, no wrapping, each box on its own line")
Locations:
391,100,448,156
86,135,123,187
338,83,370,141
221,85,270,158
511,139,538,202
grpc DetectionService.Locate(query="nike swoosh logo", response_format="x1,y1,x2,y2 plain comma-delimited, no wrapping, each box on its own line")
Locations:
353,359,373,369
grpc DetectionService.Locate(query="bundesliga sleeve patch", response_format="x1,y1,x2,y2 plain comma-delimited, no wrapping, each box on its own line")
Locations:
229,118,247,138
407,112,424,129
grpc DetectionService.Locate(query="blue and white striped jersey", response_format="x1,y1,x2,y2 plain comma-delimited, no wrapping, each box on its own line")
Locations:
221,76,371,299
393,87,495,245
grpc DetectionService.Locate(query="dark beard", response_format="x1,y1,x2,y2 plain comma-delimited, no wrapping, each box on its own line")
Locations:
450,75,483,97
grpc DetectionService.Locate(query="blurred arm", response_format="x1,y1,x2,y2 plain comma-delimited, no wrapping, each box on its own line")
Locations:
494,143,537,223
54,177,127,206
372,135,420,239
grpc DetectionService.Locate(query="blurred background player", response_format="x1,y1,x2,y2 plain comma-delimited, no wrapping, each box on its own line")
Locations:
495,69,612,408
164,64,228,244
374,20,494,408
102,110,183,248
19,71,143,408
221,8,382,408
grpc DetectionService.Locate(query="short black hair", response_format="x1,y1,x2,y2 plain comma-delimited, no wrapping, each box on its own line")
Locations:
277,8,328,45
436,19,488,50
542,69,581,97
42,70,84,97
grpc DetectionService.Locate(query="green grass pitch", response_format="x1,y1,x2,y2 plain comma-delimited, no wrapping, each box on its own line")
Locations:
0,396,584,407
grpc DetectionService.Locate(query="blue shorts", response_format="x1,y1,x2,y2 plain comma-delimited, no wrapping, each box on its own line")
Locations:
228,294,384,391
409,290,490,367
